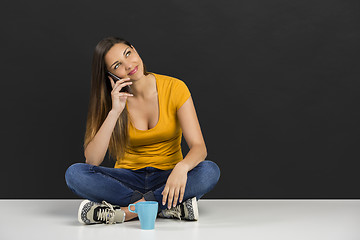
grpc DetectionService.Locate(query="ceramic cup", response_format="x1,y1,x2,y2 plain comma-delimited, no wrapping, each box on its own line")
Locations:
128,201,158,230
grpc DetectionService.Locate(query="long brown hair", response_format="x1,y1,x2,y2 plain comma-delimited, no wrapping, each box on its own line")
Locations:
84,36,149,163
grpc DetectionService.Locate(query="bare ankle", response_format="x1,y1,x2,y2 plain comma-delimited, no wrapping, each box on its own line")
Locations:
122,197,146,221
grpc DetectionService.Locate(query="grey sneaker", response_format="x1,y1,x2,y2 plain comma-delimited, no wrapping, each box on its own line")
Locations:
158,197,199,221
78,200,125,224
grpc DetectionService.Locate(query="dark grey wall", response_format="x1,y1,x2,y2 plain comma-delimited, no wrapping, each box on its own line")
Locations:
1,0,359,199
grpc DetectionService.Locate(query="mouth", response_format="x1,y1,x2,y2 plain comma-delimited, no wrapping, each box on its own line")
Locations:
128,66,138,76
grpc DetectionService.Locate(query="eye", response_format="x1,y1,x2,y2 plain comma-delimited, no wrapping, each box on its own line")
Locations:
113,51,131,69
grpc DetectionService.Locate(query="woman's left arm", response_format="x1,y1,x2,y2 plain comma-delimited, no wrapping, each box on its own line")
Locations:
162,96,207,209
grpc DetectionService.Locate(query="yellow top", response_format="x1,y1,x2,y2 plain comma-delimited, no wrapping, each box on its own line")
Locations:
114,72,191,170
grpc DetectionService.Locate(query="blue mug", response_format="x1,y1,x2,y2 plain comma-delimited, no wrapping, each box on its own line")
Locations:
128,201,158,230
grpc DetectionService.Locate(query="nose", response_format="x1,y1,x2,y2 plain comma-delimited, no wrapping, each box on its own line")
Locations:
124,60,133,70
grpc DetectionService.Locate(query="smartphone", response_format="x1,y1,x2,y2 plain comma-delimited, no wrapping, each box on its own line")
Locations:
107,71,132,93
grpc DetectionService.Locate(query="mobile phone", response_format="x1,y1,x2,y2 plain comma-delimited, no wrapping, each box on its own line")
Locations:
107,71,132,93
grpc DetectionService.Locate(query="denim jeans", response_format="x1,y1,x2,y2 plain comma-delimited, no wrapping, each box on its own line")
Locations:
65,160,220,211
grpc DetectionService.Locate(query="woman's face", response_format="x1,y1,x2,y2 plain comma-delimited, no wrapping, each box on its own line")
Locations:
104,43,144,79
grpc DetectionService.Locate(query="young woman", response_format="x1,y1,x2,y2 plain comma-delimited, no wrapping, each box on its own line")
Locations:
65,36,220,224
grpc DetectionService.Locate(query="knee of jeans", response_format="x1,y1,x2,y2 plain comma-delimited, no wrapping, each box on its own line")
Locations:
65,163,87,188
206,160,221,183
199,160,221,188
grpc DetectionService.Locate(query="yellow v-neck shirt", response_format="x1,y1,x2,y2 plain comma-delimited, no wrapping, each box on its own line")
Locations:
114,72,191,170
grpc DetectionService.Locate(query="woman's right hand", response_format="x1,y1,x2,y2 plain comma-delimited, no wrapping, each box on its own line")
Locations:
108,76,133,114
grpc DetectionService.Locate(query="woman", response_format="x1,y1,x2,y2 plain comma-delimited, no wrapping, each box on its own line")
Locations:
65,36,220,224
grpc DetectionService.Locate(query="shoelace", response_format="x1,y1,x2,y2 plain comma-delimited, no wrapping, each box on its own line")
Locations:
96,200,116,224
165,205,182,220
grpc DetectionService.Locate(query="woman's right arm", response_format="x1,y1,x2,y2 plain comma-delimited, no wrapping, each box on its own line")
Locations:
84,76,133,166
84,110,121,166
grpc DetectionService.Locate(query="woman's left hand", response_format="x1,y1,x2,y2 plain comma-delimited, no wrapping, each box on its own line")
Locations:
162,164,188,209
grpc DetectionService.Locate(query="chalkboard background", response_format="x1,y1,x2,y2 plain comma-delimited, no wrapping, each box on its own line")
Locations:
1,0,359,199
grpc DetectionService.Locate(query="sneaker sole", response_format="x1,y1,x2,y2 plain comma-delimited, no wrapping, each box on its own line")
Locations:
78,200,93,224
189,197,199,221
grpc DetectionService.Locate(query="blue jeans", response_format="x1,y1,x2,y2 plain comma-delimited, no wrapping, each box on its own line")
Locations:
65,160,220,211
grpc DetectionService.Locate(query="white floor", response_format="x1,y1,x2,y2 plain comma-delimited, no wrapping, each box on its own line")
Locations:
1,199,360,240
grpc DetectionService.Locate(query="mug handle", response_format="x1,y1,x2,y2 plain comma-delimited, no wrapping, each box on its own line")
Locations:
128,203,137,213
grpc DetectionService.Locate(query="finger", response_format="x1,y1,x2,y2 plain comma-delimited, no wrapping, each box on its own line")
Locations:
115,92,133,98
167,189,175,209
173,188,180,207
162,188,169,206
109,77,131,89
117,77,131,83
116,77,131,83
113,81,133,93
179,187,185,204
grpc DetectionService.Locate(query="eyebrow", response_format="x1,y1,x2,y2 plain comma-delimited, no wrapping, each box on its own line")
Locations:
110,47,130,68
